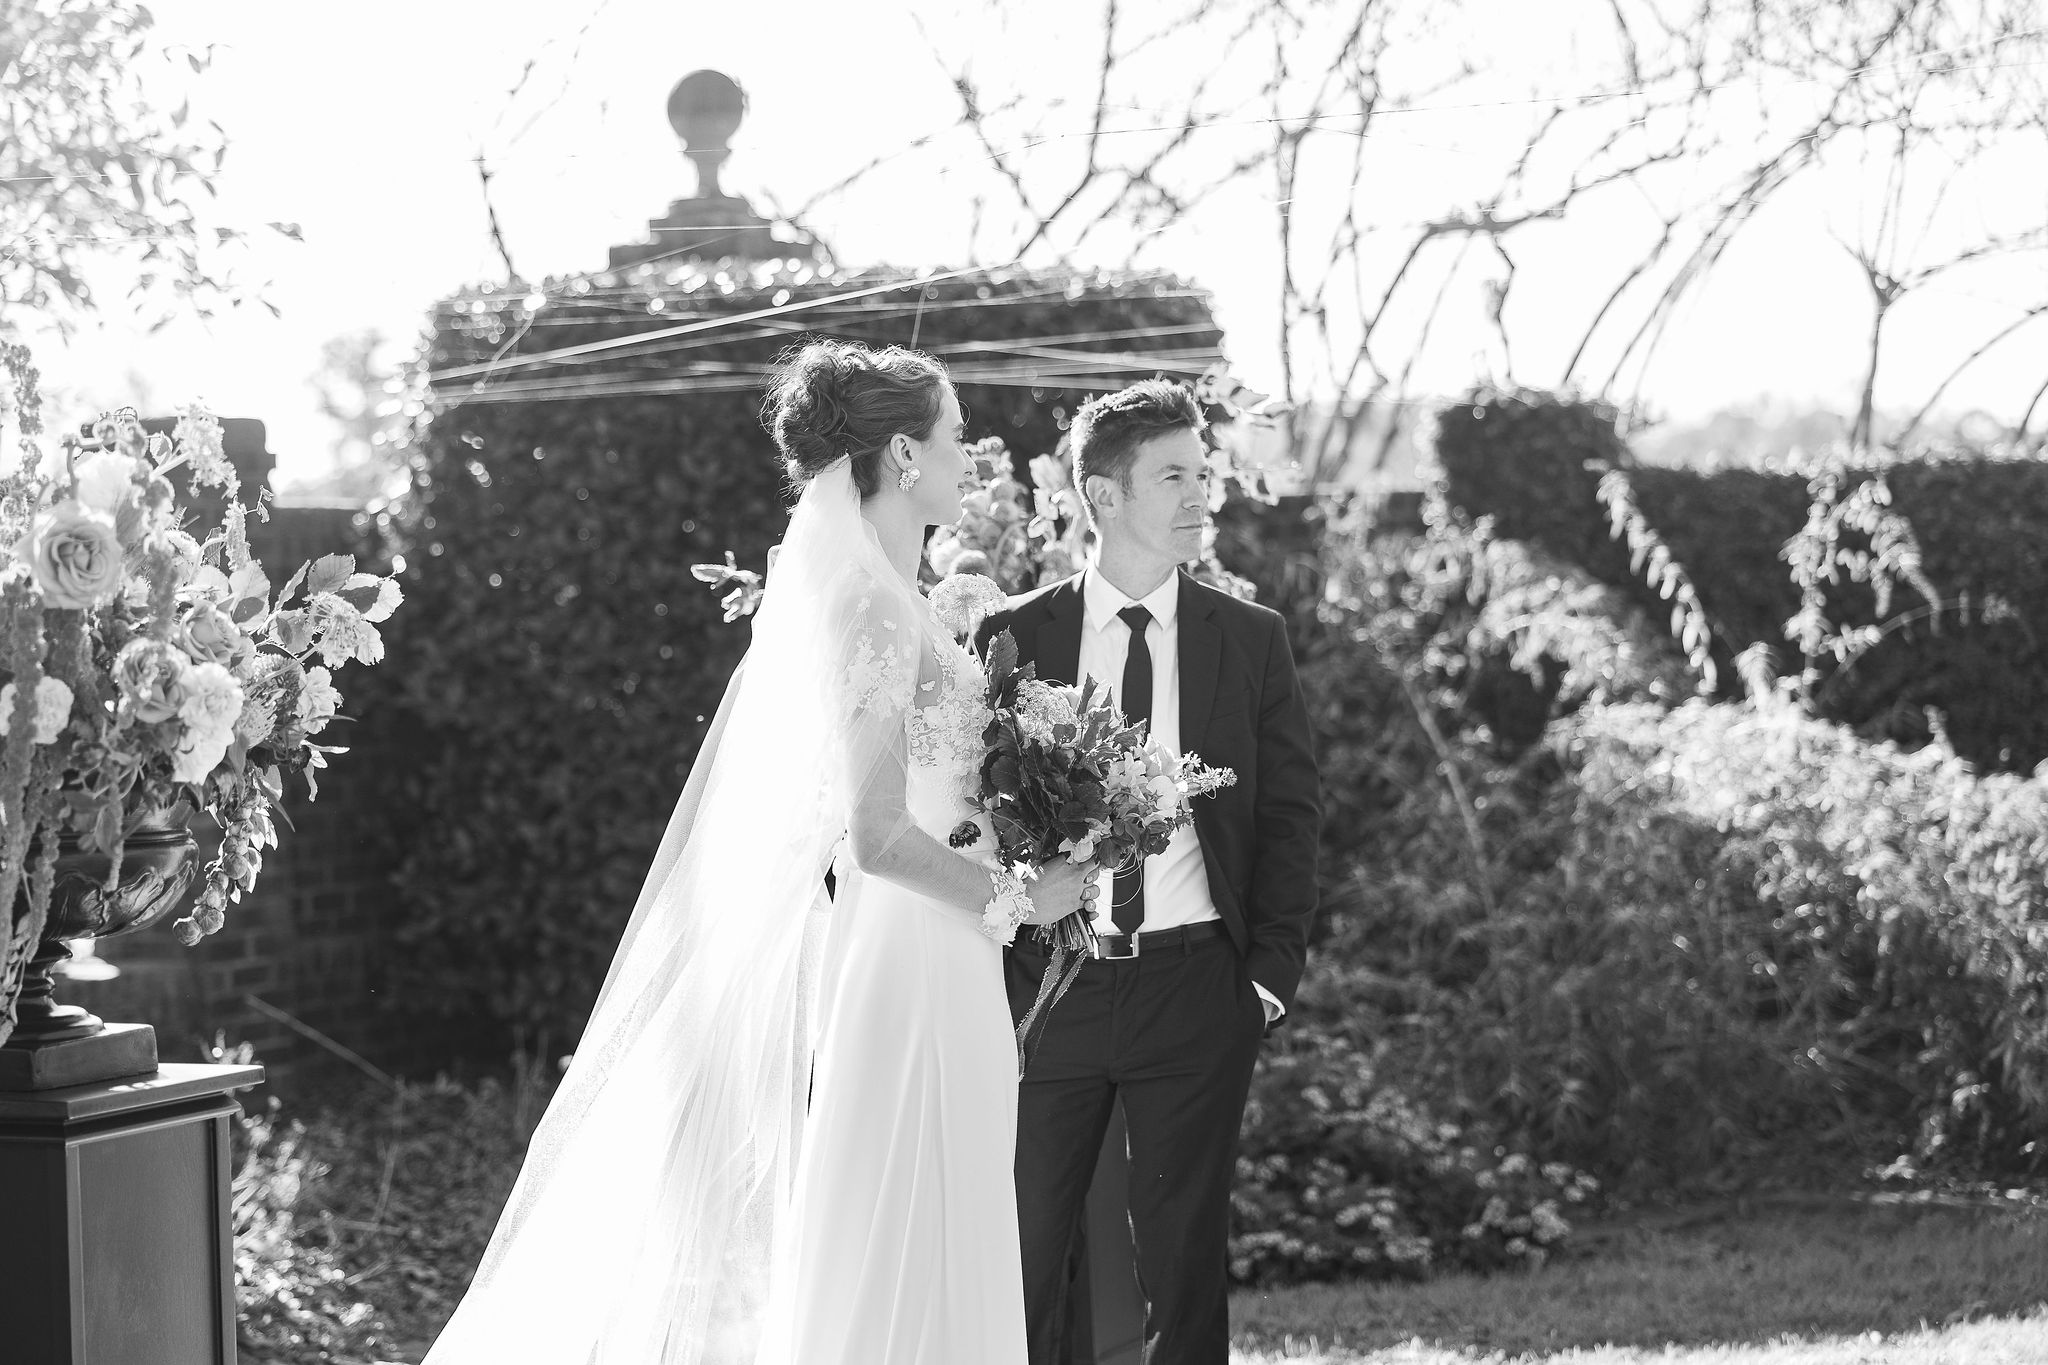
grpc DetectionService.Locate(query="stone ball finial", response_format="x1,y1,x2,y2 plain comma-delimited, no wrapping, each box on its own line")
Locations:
668,71,746,199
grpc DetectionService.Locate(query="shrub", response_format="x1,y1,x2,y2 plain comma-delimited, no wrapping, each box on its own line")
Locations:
1305,688,2048,1190
361,263,1221,1054
1290,490,2048,1190
224,1039,398,1363
1231,1025,1599,1285
1429,387,2048,772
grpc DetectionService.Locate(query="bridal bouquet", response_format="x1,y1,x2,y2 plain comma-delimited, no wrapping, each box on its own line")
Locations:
931,572,1234,1066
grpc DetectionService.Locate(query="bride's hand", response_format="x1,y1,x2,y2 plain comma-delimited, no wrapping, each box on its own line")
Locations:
1020,857,1099,926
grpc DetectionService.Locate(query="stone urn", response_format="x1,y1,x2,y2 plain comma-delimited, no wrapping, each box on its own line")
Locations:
1,801,201,1084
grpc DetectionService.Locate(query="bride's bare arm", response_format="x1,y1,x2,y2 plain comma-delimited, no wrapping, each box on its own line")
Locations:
834,591,1091,924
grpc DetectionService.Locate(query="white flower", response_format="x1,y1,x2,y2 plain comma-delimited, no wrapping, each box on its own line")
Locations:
172,407,232,487
185,564,232,603
171,723,234,783
152,528,204,587
177,661,245,736
297,666,340,732
929,572,1008,638
1015,679,1080,741
1531,1201,1572,1244
1147,773,1183,821
0,676,74,745
74,451,141,515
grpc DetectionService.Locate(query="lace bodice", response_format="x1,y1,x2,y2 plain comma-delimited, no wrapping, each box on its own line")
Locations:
906,632,989,796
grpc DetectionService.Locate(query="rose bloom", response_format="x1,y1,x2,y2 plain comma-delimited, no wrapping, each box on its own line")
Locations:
20,501,125,609
114,638,189,724
176,661,245,736
176,602,251,668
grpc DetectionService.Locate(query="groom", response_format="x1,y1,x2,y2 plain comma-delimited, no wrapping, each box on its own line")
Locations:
978,379,1322,1364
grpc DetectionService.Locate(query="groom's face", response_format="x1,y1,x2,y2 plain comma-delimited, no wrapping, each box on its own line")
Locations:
1099,427,1211,567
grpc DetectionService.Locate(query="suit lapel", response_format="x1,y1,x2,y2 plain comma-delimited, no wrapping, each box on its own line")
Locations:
1177,571,1221,756
1032,575,1085,687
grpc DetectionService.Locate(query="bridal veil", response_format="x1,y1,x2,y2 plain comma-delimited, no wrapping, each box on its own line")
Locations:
423,458,932,1365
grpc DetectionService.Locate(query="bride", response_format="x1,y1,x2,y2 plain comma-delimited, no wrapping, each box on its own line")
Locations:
421,340,1096,1364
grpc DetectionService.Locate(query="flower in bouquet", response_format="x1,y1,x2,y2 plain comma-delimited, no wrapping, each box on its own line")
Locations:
19,501,125,609
929,571,1009,640
0,676,73,745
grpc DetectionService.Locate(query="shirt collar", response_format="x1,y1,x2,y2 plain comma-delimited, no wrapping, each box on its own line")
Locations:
1082,566,1180,634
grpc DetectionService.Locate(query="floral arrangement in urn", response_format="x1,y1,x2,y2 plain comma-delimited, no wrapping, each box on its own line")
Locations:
0,342,399,1045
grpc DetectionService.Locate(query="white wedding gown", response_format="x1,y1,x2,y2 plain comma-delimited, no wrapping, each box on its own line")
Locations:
757,624,1028,1364
420,464,1022,1365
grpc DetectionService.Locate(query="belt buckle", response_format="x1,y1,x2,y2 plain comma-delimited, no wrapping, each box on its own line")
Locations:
1094,932,1139,961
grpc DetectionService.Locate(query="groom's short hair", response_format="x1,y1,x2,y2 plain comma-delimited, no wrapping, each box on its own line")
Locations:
1069,379,1207,528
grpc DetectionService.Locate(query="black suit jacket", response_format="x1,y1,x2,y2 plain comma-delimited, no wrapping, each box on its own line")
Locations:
976,570,1323,1014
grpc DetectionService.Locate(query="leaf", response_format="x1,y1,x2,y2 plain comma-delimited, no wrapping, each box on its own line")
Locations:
306,553,354,597
336,582,383,614
275,560,310,608
987,628,1019,695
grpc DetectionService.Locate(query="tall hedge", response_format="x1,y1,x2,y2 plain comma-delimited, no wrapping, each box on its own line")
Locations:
359,261,1222,1054
1433,389,2048,773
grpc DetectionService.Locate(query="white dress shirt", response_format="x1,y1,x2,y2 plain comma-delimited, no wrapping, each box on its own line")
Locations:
1078,569,1283,1021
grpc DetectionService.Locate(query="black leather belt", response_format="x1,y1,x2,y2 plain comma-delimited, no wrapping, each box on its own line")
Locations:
1014,919,1230,960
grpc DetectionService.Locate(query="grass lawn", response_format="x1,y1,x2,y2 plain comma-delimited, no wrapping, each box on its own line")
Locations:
246,1074,2046,1364
1228,1199,2048,1364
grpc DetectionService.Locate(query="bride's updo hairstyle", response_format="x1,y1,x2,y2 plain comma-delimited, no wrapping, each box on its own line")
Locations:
762,339,951,498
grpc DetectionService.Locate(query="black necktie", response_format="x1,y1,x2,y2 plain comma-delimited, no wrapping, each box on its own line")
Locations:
1113,604,1152,935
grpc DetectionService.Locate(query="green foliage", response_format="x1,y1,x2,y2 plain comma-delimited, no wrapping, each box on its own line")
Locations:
1431,389,1635,581
1232,1028,1599,1284
225,1043,398,1364
1286,498,2048,1194
1430,387,2048,772
363,265,1221,1054
0,1,249,322
1299,690,2048,1187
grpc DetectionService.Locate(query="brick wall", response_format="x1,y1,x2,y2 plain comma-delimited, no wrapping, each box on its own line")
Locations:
61,502,422,1087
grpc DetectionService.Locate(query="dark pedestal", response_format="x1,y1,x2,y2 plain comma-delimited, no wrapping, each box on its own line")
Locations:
0,1021,159,1092
0,1062,265,1365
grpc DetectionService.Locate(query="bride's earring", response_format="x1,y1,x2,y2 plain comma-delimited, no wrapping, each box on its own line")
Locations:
898,465,921,493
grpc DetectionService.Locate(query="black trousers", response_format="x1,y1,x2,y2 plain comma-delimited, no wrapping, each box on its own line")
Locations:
1007,933,1265,1365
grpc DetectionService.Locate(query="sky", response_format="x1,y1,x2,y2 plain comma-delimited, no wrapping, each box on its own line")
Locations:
19,0,2048,495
